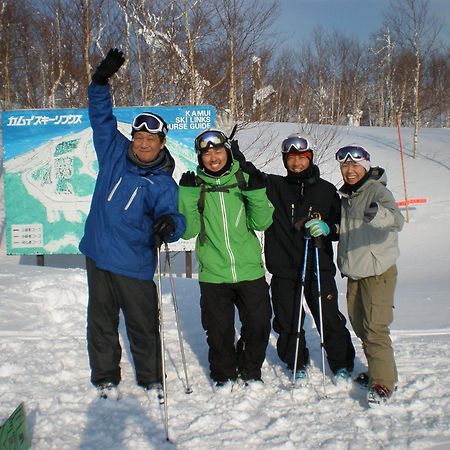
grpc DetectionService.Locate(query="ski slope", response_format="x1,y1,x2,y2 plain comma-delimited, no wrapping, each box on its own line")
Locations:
1,124,450,449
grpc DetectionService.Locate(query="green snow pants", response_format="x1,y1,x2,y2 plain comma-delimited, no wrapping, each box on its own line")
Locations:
346,265,398,392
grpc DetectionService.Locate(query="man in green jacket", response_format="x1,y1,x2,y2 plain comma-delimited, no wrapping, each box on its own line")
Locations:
178,129,274,390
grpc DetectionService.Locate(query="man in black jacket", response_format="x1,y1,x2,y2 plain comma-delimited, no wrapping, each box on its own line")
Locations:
233,133,355,385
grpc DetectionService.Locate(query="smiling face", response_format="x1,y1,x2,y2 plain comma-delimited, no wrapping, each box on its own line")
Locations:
200,146,228,172
132,131,165,163
285,152,311,173
340,160,367,185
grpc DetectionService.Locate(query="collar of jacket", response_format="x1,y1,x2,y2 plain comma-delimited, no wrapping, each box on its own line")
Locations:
196,160,241,186
127,146,175,176
285,164,319,186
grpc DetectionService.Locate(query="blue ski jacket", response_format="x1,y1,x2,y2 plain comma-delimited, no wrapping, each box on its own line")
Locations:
79,83,186,280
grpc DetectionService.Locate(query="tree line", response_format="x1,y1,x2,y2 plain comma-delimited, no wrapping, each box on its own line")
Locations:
1,0,448,142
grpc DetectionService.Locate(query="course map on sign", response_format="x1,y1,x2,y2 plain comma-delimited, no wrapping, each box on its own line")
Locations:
2,106,215,255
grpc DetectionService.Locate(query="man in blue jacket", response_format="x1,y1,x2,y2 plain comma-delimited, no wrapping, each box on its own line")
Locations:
79,48,186,399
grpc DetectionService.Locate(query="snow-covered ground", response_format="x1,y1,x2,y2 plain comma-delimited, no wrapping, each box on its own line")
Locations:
1,123,450,449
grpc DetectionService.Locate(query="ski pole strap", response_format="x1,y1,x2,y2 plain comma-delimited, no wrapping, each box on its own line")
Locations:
312,236,323,249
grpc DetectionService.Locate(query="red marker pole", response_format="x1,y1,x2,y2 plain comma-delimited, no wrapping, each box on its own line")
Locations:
397,114,410,223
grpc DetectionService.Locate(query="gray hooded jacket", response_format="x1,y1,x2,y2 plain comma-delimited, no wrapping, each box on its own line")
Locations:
337,167,404,280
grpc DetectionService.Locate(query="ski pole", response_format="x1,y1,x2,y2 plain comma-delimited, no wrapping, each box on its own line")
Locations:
292,233,310,387
313,240,327,398
164,243,193,394
156,243,170,441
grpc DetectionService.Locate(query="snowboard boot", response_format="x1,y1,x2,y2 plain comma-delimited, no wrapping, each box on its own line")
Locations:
293,368,309,387
96,382,120,400
333,368,352,386
367,384,393,407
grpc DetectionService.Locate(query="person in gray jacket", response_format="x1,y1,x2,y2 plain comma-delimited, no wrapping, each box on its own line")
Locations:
335,145,404,407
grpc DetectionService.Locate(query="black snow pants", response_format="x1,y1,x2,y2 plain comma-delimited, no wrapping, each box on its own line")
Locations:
199,277,272,382
86,257,161,387
271,272,355,374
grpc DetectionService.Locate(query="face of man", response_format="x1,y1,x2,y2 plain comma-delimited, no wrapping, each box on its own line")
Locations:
285,152,311,173
132,132,165,163
200,146,228,172
340,161,367,185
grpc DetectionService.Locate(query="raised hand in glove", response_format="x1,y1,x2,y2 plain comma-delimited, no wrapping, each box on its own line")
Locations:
364,202,378,223
179,171,197,187
92,48,125,85
304,218,330,237
246,171,266,190
153,215,175,247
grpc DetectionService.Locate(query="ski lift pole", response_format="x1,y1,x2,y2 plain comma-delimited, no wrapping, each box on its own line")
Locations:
164,243,193,394
156,243,170,441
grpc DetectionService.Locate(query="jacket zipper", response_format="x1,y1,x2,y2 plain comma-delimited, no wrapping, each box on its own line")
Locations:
217,179,237,282
235,204,245,227
124,187,139,210
107,177,122,201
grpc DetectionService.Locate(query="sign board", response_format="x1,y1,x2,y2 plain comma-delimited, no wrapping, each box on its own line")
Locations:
396,197,428,207
2,106,215,254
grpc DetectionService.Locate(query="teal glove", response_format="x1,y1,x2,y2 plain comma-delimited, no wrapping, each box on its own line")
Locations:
305,219,330,237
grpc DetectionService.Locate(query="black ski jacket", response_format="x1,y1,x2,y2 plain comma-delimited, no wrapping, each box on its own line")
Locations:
238,158,340,281
264,165,340,280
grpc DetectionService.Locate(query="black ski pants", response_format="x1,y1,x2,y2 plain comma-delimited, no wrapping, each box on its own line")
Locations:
86,257,161,387
271,271,355,374
199,277,272,382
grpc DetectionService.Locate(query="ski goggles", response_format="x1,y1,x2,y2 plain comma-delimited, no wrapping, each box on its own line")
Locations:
132,113,168,135
195,130,228,153
335,145,370,163
281,136,311,153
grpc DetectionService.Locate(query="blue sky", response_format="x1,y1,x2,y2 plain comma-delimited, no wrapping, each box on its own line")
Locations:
271,0,450,50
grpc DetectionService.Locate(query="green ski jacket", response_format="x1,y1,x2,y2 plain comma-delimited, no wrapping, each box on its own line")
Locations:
179,161,274,283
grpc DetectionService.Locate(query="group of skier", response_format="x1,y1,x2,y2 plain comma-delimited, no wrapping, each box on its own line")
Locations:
80,48,404,409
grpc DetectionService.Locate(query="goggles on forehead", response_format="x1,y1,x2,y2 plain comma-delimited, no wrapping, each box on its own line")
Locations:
132,113,167,135
195,130,228,153
335,145,370,163
281,136,311,153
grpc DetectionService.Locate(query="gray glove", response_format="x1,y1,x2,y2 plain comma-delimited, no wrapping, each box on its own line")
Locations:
364,202,378,222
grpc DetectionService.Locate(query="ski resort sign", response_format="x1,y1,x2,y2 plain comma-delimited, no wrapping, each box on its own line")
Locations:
2,106,215,255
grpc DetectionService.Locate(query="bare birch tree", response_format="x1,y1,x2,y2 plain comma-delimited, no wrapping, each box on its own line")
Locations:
384,0,441,157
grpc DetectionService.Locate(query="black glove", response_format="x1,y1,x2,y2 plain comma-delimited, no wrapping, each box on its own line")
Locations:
246,171,266,190
179,171,197,187
92,48,125,85
153,215,175,247
230,139,245,164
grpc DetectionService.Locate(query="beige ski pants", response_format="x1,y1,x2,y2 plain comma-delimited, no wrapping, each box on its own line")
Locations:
347,265,398,392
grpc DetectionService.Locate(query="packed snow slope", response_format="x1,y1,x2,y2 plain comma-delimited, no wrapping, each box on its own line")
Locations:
1,123,450,449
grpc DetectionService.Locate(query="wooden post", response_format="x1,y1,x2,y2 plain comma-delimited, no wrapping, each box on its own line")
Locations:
396,114,410,223
185,250,192,278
